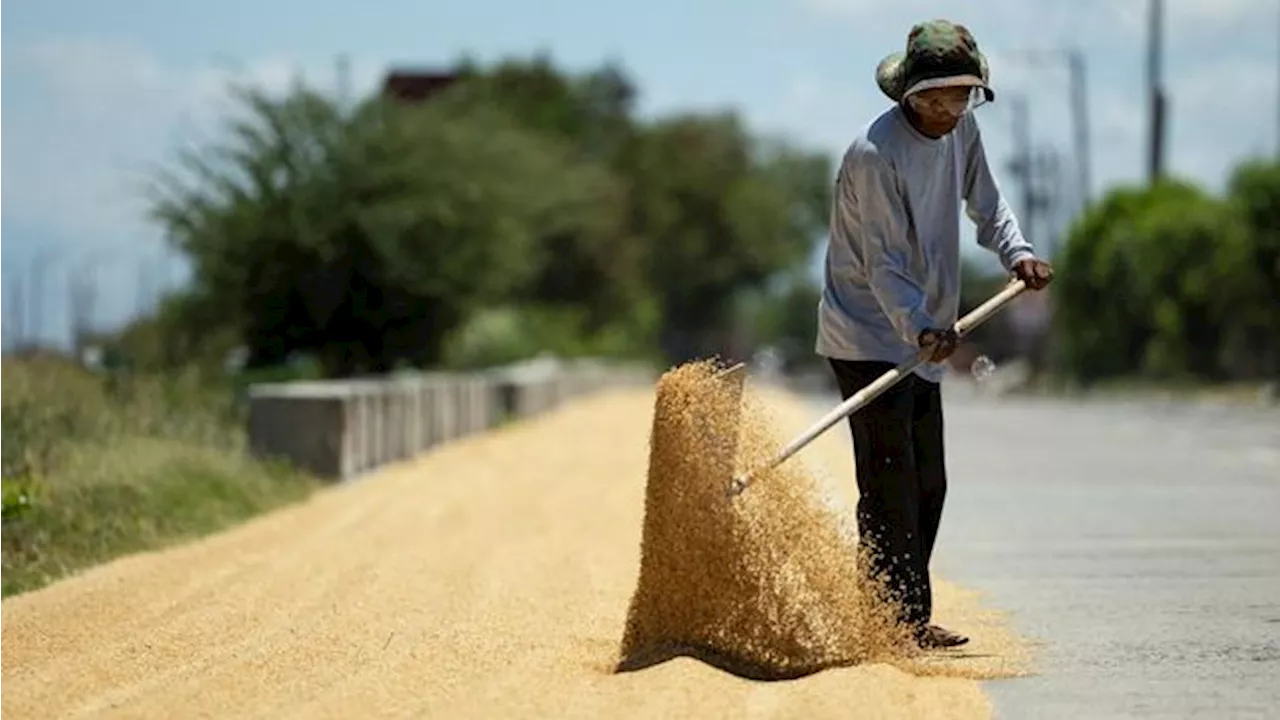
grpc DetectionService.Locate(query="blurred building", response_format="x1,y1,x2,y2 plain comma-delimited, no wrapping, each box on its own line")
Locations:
1008,289,1052,354
381,71,459,104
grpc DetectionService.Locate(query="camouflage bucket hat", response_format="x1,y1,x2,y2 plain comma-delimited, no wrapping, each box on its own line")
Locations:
876,19,993,103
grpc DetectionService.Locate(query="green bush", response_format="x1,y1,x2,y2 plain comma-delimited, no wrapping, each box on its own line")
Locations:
1224,160,1280,379
440,301,662,370
2,474,39,523
1,358,319,598
1054,174,1274,384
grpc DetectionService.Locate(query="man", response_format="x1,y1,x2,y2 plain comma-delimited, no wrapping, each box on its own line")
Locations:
815,19,1054,650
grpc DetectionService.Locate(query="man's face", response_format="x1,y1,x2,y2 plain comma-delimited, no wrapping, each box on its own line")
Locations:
905,86,983,136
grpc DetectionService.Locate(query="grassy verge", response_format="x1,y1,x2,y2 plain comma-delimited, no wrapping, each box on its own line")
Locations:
2,357,321,598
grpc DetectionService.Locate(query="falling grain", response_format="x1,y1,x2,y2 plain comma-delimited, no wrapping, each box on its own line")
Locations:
618,360,916,679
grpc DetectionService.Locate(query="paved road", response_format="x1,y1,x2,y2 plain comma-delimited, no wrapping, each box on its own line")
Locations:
813,382,1280,719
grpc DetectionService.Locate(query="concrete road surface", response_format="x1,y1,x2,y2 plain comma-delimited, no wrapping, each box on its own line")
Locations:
810,381,1280,719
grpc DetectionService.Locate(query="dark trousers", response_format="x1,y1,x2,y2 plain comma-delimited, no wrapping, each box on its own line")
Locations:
828,359,947,630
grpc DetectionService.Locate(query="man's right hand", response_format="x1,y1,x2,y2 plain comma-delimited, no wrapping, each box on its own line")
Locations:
918,328,959,363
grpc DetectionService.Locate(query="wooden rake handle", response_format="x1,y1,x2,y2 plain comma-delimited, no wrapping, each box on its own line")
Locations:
726,279,1029,498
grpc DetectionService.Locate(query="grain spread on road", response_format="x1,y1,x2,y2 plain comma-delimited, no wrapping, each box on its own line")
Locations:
2,370,1030,719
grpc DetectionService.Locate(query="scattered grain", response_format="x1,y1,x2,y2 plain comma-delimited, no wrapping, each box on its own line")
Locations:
618,360,916,679
1,369,1029,720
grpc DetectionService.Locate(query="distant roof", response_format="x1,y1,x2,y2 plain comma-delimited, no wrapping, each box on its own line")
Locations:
381,71,460,103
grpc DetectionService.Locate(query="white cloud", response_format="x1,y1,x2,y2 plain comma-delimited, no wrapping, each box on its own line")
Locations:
1167,52,1278,185
1,39,384,251
1,39,386,342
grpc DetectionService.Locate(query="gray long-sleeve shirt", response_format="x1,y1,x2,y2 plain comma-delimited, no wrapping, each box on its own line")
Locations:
815,104,1035,383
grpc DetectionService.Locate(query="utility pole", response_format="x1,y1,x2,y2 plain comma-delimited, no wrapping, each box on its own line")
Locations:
5,271,26,351
68,269,97,358
1147,0,1166,184
1068,49,1092,209
136,260,157,319
1010,95,1035,242
29,251,53,348
1001,48,1092,220
1033,146,1066,256
336,54,351,108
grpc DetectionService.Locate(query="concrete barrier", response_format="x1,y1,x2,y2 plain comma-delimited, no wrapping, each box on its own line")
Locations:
247,382,349,479
247,357,656,481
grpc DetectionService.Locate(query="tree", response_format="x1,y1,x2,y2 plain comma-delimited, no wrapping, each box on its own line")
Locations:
150,80,615,377
620,113,831,362
444,56,649,330
1224,159,1280,378
454,56,834,363
1053,178,1255,382
749,270,823,371
144,55,836,375
93,288,239,374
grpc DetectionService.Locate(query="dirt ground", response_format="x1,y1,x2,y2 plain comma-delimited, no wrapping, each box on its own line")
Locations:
2,383,1031,719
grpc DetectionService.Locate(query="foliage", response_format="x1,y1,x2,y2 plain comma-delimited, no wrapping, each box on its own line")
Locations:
1053,167,1279,384
619,115,830,361
443,57,650,329
150,80,619,376
440,58,833,363
134,55,832,376
1223,159,1280,378
748,271,823,370
440,300,662,370
1,359,318,597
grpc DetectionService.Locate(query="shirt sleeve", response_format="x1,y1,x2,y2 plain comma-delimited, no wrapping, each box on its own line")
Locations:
962,119,1037,270
838,150,935,347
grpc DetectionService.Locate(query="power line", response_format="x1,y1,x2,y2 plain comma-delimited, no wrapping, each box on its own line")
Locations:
999,48,1092,221
1010,95,1035,240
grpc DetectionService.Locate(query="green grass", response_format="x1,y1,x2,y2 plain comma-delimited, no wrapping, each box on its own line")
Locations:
2,357,321,598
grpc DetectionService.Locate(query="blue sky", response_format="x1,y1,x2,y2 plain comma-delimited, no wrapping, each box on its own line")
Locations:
4,0,1278,348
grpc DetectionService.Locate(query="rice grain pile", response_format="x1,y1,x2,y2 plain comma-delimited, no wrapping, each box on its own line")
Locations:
617,360,916,679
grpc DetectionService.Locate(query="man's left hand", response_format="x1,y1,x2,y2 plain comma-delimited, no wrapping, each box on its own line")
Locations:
1013,257,1054,290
